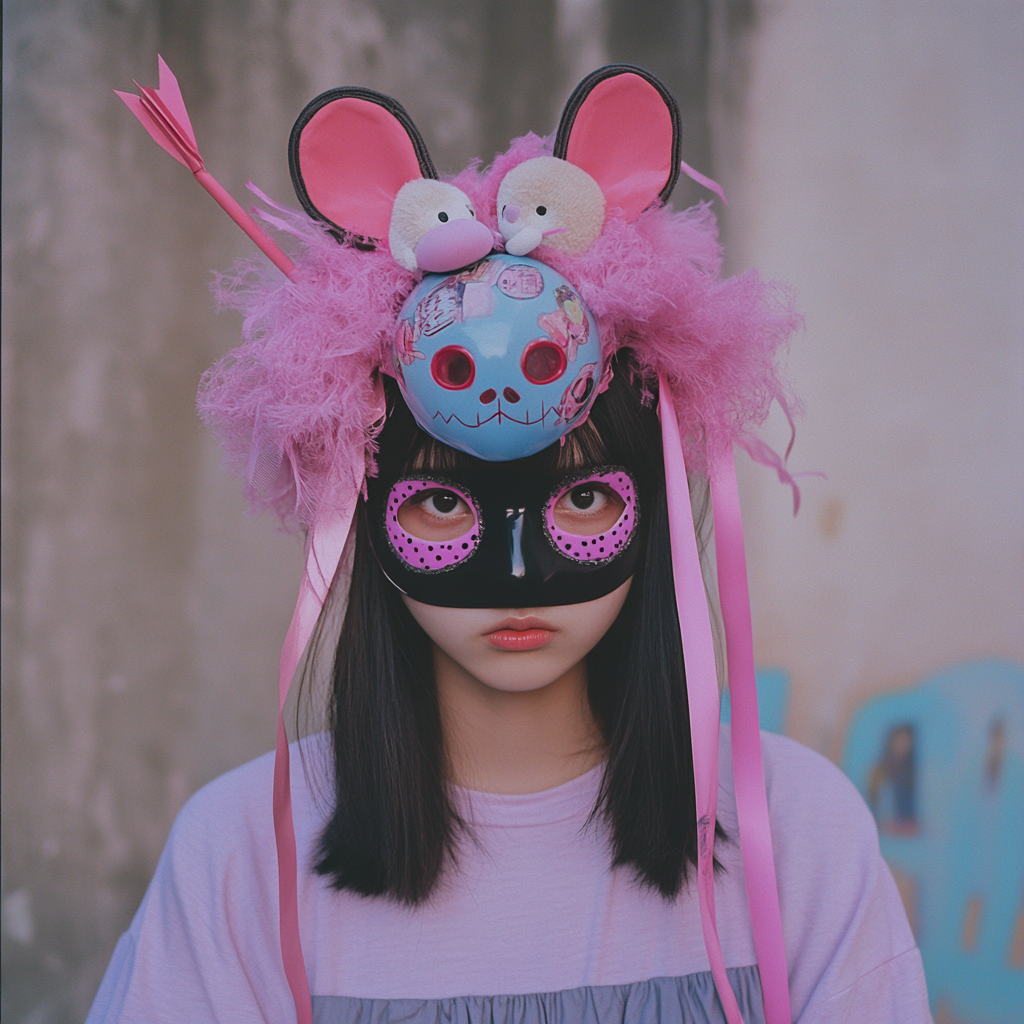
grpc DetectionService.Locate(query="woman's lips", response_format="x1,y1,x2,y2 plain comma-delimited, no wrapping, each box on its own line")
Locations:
484,617,555,651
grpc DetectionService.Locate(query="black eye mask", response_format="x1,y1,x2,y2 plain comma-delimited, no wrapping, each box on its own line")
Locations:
365,460,645,608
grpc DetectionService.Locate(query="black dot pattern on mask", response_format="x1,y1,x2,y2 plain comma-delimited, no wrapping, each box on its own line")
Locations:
543,469,638,564
384,479,481,572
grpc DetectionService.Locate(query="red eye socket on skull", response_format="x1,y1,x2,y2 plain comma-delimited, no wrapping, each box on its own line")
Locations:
431,346,476,390
521,340,567,385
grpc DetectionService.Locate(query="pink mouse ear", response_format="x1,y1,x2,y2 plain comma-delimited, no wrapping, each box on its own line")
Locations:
553,65,681,222
289,87,436,243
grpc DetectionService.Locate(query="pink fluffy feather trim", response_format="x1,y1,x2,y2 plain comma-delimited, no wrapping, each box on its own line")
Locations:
198,135,801,527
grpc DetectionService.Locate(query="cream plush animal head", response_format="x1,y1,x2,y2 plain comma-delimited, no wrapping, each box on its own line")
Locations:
388,179,486,272
290,89,493,273
497,157,605,256
497,66,683,259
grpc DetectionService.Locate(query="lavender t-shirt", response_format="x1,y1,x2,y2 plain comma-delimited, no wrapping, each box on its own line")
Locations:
87,729,931,1023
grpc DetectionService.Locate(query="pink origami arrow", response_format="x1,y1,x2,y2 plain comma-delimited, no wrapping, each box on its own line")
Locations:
117,57,296,279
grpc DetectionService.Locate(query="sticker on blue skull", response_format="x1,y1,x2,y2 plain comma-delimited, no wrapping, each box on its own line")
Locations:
392,255,603,461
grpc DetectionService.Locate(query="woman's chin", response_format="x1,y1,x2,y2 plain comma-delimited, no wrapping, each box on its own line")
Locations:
453,647,581,694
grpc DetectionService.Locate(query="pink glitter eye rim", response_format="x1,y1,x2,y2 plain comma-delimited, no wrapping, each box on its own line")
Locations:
543,465,639,565
384,476,483,574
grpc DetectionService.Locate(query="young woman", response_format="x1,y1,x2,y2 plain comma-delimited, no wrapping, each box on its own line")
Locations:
94,64,932,1023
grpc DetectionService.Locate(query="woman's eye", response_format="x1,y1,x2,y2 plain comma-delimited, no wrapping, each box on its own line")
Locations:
426,491,460,515
397,488,475,542
569,486,598,510
552,483,624,535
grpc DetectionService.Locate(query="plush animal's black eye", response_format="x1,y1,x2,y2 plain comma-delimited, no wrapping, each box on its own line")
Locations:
468,208,475,218
438,211,449,223
536,206,547,216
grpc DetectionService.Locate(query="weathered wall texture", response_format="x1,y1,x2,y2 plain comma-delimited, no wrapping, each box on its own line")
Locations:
0,1,725,1019
2,1,1021,1021
719,1,1024,755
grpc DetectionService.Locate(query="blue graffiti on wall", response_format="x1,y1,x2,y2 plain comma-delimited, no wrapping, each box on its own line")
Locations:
720,668,791,735
842,660,1024,1023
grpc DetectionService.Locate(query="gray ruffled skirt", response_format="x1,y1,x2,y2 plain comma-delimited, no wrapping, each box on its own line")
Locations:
313,966,765,1024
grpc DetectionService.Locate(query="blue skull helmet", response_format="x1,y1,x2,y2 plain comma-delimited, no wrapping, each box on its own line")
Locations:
392,254,603,461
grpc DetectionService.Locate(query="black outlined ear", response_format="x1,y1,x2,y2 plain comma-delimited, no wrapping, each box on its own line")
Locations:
289,88,437,244
553,65,681,221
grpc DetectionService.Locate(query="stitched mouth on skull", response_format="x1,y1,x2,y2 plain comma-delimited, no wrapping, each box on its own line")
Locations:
431,399,562,429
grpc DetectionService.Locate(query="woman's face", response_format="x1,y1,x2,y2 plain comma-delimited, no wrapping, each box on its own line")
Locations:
402,578,631,693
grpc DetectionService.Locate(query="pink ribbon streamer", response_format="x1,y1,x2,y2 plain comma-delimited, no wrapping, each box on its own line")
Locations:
273,500,360,1024
711,448,791,1024
658,375,744,1024
679,158,728,206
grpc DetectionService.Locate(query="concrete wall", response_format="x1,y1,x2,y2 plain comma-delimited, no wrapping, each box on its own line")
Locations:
2,1,1021,1020
0,1,714,1018
719,1,1024,756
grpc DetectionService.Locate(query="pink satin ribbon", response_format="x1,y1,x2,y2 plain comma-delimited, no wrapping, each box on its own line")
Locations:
711,448,791,1024
679,158,728,206
658,375,744,1023
273,500,359,1024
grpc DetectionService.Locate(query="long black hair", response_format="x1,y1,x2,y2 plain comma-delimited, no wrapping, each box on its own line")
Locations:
314,358,711,904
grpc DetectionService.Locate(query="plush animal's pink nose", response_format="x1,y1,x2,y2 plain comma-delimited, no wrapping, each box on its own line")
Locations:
503,204,520,225
414,219,494,273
